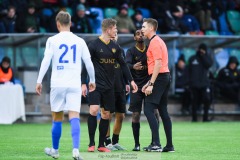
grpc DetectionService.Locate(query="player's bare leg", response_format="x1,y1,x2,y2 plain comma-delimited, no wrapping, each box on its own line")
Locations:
112,112,126,150
105,113,118,151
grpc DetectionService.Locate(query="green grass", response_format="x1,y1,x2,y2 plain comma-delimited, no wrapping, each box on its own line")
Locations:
0,122,239,160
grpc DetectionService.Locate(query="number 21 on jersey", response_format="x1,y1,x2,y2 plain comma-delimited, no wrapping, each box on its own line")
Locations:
59,44,76,63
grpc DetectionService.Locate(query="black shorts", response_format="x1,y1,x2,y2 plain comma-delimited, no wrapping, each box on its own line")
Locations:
145,73,170,105
114,91,126,113
88,89,115,112
128,90,145,113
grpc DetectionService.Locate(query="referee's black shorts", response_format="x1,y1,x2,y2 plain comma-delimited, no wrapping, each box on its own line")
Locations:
145,72,171,105
128,90,145,113
88,89,115,112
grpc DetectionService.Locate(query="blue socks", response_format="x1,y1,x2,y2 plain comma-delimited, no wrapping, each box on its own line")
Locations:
70,118,80,149
51,118,80,150
52,121,62,150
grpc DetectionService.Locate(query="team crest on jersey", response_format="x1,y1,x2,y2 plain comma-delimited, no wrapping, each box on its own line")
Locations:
112,48,116,53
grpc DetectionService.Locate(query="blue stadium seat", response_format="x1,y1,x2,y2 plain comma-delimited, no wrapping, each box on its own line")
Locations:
136,8,151,18
227,10,240,34
42,8,53,17
89,7,104,34
104,8,118,18
218,13,232,35
205,30,219,35
128,8,135,17
39,27,47,33
90,7,104,20
181,48,195,64
65,7,73,16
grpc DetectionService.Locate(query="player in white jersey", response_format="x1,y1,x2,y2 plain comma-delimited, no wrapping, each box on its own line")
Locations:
36,11,95,160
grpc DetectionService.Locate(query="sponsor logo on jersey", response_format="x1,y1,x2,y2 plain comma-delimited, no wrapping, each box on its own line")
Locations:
99,58,115,64
57,66,64,70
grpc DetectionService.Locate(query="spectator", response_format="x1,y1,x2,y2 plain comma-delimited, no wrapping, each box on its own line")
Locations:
150,0,168,32
131,9,143,29
70,0,99,19
187,0,212,32
175,55,191,115
15,3,39,33
188,43,213,122
70,0,90,14
114,4,135,34
0,0,9,15
71,4,93,33
8,0,28,14
2,6,17,33
177,6,203,35
161,5,187,34
0,56,14,84
216,56,240,108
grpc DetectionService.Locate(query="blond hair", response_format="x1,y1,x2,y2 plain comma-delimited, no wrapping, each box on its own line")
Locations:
101,18,117,32
55,11,71,26
143,18,158,31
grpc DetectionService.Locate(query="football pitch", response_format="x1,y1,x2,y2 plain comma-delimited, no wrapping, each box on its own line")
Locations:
0,121,239,160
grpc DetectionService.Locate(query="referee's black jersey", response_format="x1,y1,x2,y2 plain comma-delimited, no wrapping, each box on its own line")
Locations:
125,46,149,89
88,37,133,91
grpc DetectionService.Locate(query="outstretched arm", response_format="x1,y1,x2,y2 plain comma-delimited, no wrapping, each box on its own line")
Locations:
36,38,53,95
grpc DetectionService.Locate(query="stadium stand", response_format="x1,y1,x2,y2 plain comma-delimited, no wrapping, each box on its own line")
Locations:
136,8,151,18
0,34,239,121
181,48,195,64
217,13,233,35
104,7,118,18
88,7,104,34
227,10,240,34
1,1,240,121
128,8,135,17
205,30,219,35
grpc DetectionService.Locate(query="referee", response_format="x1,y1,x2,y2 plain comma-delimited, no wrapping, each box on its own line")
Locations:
141,18,174,152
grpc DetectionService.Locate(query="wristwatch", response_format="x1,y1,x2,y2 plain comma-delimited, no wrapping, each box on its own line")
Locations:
148,81,154,86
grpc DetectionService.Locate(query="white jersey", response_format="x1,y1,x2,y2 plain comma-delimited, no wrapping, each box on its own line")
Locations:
37,31,93,87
